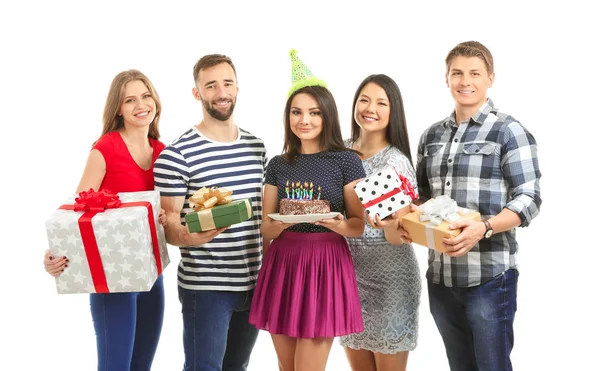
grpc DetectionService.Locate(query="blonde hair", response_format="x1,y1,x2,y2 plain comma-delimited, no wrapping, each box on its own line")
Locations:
445,41,494,75
101,69,161,140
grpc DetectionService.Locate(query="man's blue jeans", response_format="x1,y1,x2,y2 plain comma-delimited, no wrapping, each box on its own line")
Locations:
178,287,259,371
428,269,518,371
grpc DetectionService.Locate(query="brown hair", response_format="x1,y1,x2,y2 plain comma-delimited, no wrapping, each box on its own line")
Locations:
445,41,494,75
101,69,161,140
193,54,237,84
283,85,354,163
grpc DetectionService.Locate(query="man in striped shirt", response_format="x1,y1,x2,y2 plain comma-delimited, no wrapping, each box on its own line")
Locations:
154,54,266,371
415,42,542,371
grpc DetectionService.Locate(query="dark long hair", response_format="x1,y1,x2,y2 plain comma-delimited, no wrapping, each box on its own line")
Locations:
283,85,352,163
350,74,413,166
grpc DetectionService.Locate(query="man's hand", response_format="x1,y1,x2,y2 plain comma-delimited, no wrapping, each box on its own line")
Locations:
390,204,418,244
182,226,229,247
442,219,485,257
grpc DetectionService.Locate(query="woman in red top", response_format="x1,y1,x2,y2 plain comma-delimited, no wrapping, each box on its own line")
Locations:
43,70,167,371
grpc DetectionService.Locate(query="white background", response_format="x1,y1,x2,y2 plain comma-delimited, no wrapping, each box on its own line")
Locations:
1,1,597,370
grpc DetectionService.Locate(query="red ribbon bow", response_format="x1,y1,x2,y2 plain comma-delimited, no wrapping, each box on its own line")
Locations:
73,189,122,212
399,175,418,201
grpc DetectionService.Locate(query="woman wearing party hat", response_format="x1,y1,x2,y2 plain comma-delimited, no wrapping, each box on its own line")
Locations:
249,50,365,371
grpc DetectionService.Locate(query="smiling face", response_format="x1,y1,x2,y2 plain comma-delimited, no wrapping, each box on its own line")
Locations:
446,56,494,113
354,82,390,135
119,80,156,129
193,62,238,121
289,93,323,148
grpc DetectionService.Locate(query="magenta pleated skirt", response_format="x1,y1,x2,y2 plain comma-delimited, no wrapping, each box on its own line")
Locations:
249,231,363,338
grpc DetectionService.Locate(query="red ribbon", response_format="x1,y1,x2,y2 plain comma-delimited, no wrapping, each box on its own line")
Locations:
59,189,163,293
362,168,419,209
71,188,122,212
398,174,418,201
363,188,402,209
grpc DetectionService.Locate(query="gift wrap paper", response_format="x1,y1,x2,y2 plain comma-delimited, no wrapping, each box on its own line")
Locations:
402,208,481,252
45,190,170,294
354,166,414,220
186,198,253,232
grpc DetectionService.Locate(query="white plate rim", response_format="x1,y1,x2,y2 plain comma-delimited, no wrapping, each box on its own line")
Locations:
267,212,340,223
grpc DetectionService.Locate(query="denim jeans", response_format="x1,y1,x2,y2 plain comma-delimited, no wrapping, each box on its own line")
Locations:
178,287,259,371
428,269,518,371
90,275,165,371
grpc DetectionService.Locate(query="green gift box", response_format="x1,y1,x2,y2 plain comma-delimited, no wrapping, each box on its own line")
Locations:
185,198,253,232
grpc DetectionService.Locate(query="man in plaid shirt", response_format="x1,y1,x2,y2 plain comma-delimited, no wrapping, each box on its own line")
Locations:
414,41,542,371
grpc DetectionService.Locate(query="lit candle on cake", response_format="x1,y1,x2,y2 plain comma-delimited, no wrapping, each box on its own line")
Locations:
309,182,314,199
317,185,321,200
285,180,290,199
296,181,301,199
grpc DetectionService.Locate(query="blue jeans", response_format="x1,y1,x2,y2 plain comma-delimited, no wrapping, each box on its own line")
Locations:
90,275,165,371
179,287,259,371
428,269,518,371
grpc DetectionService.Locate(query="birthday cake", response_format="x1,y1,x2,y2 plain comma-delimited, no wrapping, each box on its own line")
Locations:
280,199,330,215
279,181,330,215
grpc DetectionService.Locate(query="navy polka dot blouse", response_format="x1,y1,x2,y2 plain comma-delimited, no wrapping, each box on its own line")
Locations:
265,150,366,233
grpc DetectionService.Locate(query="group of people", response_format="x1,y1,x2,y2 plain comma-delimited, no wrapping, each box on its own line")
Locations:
43,41,542,371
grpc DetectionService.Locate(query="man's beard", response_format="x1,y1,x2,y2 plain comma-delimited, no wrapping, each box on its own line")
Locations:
202,97,236,121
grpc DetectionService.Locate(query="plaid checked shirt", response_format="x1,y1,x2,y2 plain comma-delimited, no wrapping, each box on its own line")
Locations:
416,99,542,287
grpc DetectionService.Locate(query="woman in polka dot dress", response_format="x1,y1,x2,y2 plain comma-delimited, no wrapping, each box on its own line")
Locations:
249,85,366,371
341,74,421,371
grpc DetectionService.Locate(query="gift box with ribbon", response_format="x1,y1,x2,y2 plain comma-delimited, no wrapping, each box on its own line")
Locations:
185,187,253,232
45,189,170,294
354,165,418,220
401,195,481,252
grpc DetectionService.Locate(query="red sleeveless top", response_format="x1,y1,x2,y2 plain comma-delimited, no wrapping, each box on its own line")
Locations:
92,131,166,193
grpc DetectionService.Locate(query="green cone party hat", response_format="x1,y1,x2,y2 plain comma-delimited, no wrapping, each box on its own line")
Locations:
288,49,328,97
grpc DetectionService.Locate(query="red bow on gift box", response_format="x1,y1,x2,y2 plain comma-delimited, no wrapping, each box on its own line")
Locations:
73,189,122,212
398,175,418,201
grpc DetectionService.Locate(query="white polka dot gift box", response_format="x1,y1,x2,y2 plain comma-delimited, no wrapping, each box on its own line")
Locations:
353,165,418,220
45,190,170,294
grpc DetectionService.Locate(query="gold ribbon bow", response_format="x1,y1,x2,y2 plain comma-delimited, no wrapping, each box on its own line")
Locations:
189,187,233,211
